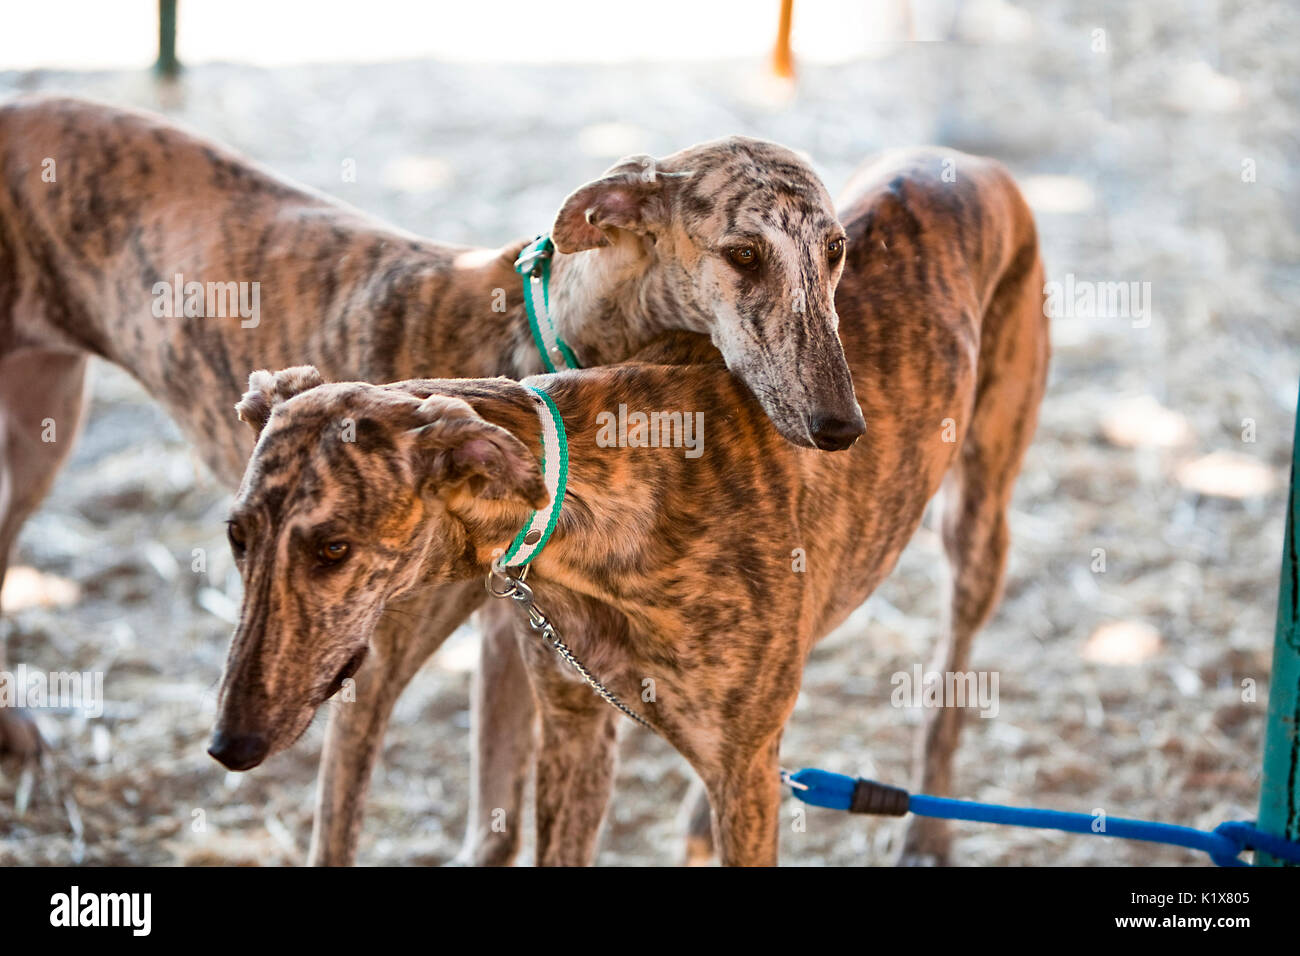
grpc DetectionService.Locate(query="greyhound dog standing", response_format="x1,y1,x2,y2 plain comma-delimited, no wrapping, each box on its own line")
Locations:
0,97,862,861
212,150,1049,864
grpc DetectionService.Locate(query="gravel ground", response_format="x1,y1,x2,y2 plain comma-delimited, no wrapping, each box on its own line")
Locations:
1,1,1298,865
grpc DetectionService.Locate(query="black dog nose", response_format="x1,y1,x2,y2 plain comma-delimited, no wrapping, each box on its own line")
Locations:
810,415,865,451
207,731,269,771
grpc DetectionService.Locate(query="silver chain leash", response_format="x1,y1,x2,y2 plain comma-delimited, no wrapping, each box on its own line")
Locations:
487,564,802,787
486,565,654,730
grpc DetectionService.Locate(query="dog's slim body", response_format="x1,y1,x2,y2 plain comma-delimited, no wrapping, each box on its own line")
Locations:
0,97,863,862
214,151,1049,864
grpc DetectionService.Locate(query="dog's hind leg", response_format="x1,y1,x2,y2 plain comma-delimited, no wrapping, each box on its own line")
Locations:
0,348,88,759
307,579,483,865
678,776,715,865
454,600,536,866
898,247,1049,866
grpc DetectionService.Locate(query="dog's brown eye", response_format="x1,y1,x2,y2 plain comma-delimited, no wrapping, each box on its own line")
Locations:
827,237,846,262
726,245,759,271
318,541,350,564
227,521,247,557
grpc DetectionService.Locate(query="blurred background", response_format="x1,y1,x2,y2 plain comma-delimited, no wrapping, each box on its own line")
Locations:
0,0,1296,865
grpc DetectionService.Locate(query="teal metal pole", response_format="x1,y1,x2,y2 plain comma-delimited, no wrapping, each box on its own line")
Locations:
1258,386,1300,865
155,0,179,78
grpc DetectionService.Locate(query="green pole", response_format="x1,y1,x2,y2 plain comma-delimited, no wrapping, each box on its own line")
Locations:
1258,386,1300,865
155,0,179,78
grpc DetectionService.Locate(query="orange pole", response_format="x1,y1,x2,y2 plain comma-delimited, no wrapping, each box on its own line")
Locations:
771,0,795,79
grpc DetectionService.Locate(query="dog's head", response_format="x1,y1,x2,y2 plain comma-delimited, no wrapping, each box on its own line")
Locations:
207,367,545,771
551,135,863,451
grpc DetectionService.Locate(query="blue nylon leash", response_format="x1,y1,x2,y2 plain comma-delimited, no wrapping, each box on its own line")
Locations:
784,768,1300,867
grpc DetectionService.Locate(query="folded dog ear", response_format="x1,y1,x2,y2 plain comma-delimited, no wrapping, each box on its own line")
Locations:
235,365,326,434
551,154,691,253
409,396,549,508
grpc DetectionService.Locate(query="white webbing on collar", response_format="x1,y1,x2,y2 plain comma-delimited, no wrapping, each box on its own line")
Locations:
494,385,568,570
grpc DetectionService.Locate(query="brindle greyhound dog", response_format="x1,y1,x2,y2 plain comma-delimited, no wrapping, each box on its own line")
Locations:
213,152,1049,865
0,97,863,861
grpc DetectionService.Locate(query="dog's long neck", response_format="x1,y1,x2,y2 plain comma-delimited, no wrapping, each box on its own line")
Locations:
308,233,693,382
546,235,703,366
58,221,679,489
444,360,788,615
4,96,694,486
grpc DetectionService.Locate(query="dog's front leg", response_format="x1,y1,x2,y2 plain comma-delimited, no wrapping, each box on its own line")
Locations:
705,735,784,867
533,697,619,867
454,601,536,866
0,350,90,763
522,640,621,866
308,580,483,865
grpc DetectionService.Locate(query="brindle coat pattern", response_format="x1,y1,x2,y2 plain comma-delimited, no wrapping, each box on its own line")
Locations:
216,151,1049,865
0,96,861,861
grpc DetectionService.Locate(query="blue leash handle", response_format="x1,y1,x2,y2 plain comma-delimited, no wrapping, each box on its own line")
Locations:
786,768,1300,867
